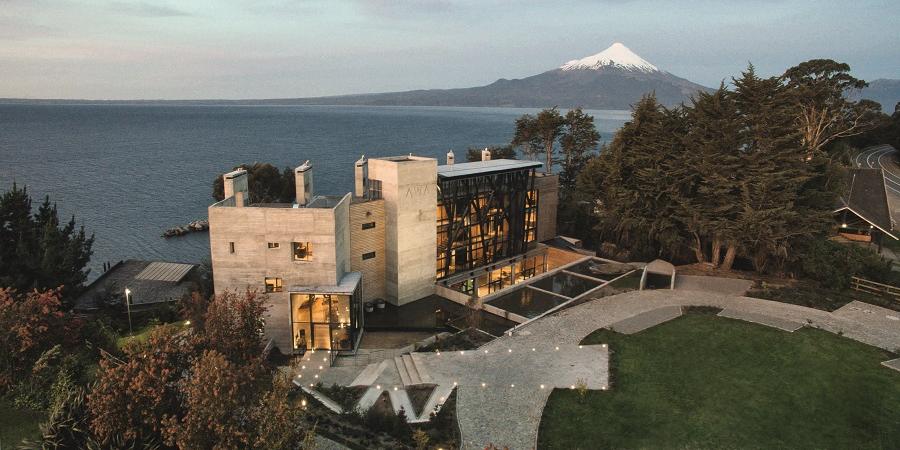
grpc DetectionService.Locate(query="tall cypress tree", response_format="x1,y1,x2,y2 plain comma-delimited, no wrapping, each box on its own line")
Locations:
680,84,743,266
732,65,809,272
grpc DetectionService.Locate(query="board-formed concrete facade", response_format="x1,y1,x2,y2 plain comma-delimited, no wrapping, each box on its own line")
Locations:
208,154,558,353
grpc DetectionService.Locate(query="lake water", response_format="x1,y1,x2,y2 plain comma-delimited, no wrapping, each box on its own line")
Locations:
0,104,629,280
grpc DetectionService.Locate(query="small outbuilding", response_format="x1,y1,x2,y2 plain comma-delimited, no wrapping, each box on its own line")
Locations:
74,260,199,311
833,168,897,249
641,259,675,290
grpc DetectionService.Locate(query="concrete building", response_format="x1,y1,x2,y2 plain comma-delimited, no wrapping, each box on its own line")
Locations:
208,152,558,354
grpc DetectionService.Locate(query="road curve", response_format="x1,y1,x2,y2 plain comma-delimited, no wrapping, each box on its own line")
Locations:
854,144,900,223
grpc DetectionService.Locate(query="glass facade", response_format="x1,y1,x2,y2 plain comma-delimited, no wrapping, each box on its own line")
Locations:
436,168,537,279
289,292,359,352
449,252,548,298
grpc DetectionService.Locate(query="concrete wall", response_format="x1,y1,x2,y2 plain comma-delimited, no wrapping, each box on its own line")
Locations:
534,173,559,243
208,194,350,352
368,157,438,305
349,199,386,302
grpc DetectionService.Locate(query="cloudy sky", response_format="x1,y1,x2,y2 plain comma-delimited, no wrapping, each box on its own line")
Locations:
2,0,898,99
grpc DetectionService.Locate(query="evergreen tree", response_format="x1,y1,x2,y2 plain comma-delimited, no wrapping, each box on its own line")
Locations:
591,95,691,258
783,59,881,158
533,107,567,173
0,184,94,301
559,107,600,190
511,114,542,161
732,65,811,272
680,84,743,266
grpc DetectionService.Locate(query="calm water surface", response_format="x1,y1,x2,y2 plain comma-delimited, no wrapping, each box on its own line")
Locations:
0,104,628,279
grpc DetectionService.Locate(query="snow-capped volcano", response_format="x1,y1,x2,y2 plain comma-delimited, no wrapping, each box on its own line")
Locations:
560,42,659,73
282,42,709,109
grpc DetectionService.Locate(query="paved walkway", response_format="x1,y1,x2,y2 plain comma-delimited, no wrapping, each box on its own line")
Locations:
296,288,900,449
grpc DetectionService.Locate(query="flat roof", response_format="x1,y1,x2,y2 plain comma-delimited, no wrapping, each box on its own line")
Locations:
288,272,362,295
437,159,542,179
74,259,197,310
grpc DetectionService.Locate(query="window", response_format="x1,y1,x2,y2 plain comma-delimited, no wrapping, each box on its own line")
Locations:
264,277,283,293
368,179,382,200
229,242,235,254
362,251,376,260
268,242,280,249
292,242,312,261
361,222,376,230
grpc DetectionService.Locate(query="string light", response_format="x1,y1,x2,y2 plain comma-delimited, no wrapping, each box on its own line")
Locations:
510,384,515,388
555,346,559,351
460,351,465,355
376,385,381,390
484,350,489,354
508,349,512,353
481,382,486,387
540,384,545,389
532,348,536,351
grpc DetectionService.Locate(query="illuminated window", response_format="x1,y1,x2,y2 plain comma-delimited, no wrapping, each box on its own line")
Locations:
292,242,312,261
362,222,376,230
268,242,280,249
362,251,376,260
264,277,283,293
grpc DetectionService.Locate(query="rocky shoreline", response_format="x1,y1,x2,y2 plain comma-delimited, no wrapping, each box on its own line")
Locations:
163,220,209,238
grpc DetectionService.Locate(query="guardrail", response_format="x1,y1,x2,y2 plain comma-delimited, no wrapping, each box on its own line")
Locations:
850,276,900,303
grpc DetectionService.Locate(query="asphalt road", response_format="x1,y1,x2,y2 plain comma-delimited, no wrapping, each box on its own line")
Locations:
854,144,900,223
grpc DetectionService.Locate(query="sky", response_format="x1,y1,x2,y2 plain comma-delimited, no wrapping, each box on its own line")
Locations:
1,0,898,100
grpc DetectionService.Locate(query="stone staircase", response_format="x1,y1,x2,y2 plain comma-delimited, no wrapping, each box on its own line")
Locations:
394,354,426,386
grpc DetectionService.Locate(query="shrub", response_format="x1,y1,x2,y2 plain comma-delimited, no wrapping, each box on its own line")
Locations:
796,239,892,289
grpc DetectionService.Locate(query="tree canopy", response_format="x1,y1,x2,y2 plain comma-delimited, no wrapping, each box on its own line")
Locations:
212,163,296,204
574,62,841,273
0,184,94,301
465,145,517,162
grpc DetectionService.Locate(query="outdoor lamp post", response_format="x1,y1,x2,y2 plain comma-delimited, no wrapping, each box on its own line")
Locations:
124,288,133,336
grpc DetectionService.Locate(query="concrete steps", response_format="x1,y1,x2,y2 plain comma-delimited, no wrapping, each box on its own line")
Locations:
402,354,422,385
409,352,432,383
349,360,387,387
394,354,428,386
394,356,412,386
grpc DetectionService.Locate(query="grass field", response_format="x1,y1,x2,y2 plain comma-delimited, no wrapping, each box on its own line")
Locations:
0,399,44,447
538,312,900,449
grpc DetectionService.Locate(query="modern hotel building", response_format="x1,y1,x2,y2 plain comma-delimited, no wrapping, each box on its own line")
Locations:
208,151,559,354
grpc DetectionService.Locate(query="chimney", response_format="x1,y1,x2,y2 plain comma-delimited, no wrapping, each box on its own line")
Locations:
223,169,248,207
446,150,455,166
295,160,313,206
481,147,491,161
354,155,368,198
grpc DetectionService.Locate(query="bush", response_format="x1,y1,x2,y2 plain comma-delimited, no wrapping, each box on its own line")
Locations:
796,239,892,289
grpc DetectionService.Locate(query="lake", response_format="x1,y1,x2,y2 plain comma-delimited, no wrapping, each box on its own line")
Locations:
0,104,629,279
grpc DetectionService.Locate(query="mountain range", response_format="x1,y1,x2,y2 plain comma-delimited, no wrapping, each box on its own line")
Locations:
282,43,710,110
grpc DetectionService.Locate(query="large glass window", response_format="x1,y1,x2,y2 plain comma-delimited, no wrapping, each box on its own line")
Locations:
436,168,536,279
292,242,312,261
290,293,355,352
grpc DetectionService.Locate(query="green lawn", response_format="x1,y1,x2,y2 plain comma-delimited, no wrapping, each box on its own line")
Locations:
0,400,44,447
538,312,900,449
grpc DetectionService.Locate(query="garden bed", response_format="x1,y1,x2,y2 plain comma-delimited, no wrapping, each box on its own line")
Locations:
416,328,493,352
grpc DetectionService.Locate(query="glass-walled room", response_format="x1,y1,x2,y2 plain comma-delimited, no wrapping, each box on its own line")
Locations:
448,251,548,298
289,292,359,353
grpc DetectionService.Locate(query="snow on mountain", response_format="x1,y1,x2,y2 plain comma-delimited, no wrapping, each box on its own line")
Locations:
560,42,659,73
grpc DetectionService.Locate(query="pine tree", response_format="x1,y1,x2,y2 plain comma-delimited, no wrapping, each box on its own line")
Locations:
0,184,94,302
